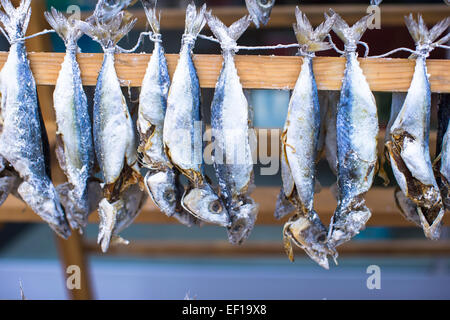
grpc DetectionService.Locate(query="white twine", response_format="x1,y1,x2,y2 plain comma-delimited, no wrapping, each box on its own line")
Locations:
115,31,152,53
326,34,345,55
198,33,300,52
8,29,56,44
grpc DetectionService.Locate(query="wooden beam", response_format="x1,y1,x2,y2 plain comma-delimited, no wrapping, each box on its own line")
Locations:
80,5,450,30
1,187,449,226
0,53,449,92
84,239,450,257
56,232,93,300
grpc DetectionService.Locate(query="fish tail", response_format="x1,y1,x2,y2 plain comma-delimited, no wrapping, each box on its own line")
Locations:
77,10,137,48
326,9,373,45
44,7,83,46
405,14,450,47
205,12,251,44
0,0,32,39
184,2,207,39
293,7,335,52
142,1,160,35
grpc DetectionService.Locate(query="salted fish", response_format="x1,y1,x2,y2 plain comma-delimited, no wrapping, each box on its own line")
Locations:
276,8,336,268
163,3,229,227
206,13,258,244
326,10,379,249
78,9,146,252
386,15,449,240
45,8,99,233
0,0,70,238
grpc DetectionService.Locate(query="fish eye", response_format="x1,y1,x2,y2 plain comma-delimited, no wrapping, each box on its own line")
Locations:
163,190,175,202
209,200,222,214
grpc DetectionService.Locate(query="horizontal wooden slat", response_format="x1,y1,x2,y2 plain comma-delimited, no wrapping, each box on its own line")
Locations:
80,5,450,29
84,239,450,257
1,187,448,227
0,53,449,92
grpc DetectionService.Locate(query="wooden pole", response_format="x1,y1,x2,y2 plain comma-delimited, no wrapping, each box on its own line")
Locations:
56,232,93,300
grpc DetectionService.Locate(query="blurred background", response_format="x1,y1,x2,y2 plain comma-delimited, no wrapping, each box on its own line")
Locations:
0,0,449,300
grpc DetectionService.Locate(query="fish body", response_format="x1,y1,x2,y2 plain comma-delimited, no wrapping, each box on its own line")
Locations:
326,11,379,249
138,5,200,227
207,13,257,244
0,0,70,238
386,15,449,240
45,8,96,232
164,4,229,227
79,10,144,252
245,0,275,28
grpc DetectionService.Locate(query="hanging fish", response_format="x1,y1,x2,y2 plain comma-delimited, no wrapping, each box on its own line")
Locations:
78,9,146,252
386,15,449,240
138,1,200,227
163,3,229,227
325,10,379,249
245,0,275,28
44,8,99,233
205,13,258,244
0,0,70,238
435,94,449,209
275,8,336,268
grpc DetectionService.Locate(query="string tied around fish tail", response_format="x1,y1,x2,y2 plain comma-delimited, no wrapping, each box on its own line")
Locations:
115,31,153,54
66,42,79,54
296,47,315,59
104,47,116,55
150,33,162,43
182,33,197,47
7,29,56,45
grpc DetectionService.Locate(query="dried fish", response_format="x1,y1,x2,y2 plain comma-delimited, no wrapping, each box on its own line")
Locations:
386,15,449,240
277,8,336,268
326,10,379,249
0,0,70,238
138,2,200,227
44,8,99,233
94,0,139,23
245,0,275,28
163,3,229,227
206,13,258,244
78,9,145,252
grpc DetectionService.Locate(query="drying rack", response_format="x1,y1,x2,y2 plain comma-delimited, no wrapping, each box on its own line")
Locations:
0,2,449,300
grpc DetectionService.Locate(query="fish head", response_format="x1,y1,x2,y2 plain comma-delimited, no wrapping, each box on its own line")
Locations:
227,200,259,245
182,185,230,227
144,170,177,216
283,213,334,269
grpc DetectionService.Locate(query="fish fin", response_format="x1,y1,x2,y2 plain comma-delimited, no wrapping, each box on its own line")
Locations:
77,10,137,48
429,17,450,43
44,7,83,45
327,9,373,45
142,1,160,34
184,2,207,38
370,0,383,5
0,0,32,39
294,7,335,52
205,12,251,46
274,188,295,220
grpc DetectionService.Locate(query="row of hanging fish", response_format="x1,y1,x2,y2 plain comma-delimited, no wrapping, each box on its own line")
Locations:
0,0,448,267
